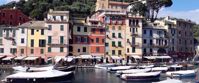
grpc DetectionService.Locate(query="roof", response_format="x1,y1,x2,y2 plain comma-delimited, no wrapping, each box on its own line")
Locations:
49,10,69,14
109,1,129,5
111,56,122,60
130,55,142,59
18,21,46,29
80,55,93,59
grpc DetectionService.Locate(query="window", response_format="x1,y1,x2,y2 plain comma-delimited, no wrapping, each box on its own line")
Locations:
112,50,115,55
100,29,103,34
31,49,34,54
0,29,2,37
83,47,86,52
60,25,64,31
48,25,52,30
31,39,34,47
96,38,99,43
41,29,44,35
102,39,105,43
21,28,25,33
69,46,73,52
48,47,51,52
84,27,87,32
144,30,146,34
48,36,52,44
10,48,16,54
112,33,115,38
31,29,34,35
112,41,116,47
127,48,129,53
21,49,24,54
40,49,44,54
132,47,135,53
143,48,146,53
143,39,147,44
150,39,153,45
39,40,46,47
118,33,122,38
112,26,115,30
118,50,122,55
77,27,81,32
0,48,4,53
21,38,24,44
60,36,64,44
150,30,152,36
150,48,153,53
60,16,64,20
118,41,122,47
60,47,64,52
118,26,121,30
0,39,2,45
78,49,80,52
96,47,100,52
105,43,109,47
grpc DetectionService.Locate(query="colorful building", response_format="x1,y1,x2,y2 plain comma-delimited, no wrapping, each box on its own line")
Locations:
0,8,30,26
45,10,70,59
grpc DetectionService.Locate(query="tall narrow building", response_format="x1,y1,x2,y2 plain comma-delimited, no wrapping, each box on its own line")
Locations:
45,10,70,59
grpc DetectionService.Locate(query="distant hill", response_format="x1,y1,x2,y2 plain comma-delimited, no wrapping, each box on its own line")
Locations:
0,0,133,20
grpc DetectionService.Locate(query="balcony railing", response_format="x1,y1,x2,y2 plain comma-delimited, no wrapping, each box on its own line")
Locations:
152,44,168,48
131,33,139,37
48,40,68,47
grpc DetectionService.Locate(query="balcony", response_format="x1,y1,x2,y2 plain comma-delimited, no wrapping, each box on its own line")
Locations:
4,36,14,40
45,19,68,23
48,40,68,47
152,44,169,48
131,33,139,37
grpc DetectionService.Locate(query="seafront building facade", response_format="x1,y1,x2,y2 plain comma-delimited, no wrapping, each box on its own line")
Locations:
0,0,195,64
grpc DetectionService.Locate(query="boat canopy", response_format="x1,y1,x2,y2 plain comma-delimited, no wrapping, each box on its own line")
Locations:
65,56,74,62
130,55,142,59
24,56,39,61
111,56,122,60
14,56,27,60
80,55,93,59
0,55,6,59
2,56,15,61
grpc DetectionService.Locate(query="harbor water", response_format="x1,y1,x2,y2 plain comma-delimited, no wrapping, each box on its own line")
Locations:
0,68,198,83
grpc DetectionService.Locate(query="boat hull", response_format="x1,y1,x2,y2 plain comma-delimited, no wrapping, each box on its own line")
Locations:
121,74,160,81
5,72,74,83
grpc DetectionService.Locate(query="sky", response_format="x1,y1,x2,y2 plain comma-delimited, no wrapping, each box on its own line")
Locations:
0,0,199,23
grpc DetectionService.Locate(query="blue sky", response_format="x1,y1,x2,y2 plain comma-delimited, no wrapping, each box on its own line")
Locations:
0,0,199,23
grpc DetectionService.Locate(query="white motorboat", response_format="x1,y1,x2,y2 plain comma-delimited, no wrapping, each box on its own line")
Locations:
108,66,133,72
116,68,151,76
152,67,169,73
95,63,116,70
154,79,183,83
12,66,28,72
166,69,197,77
121,71,161,81
4,70,74,83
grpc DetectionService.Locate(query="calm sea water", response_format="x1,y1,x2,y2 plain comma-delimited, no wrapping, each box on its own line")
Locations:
0,68,198,83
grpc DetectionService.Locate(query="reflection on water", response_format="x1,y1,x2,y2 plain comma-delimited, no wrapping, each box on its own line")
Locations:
0,68,198,83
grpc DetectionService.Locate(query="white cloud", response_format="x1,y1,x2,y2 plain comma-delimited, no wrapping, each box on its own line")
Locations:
159,9,199,24
6,0,20,3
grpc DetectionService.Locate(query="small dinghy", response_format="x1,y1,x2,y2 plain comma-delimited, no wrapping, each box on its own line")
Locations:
153,79,183,83
166,69,197,77
116,68,151,76
121,71,161,81
139,65,154,68
108,66,133,72
152,67,169,73
4,70,74,83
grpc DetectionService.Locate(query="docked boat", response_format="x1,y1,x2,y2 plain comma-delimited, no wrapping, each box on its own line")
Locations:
152,67,169,73
154,79,183,83
121,71,161,81
4,70,74,83
12,66,28,72
166,69,197,77
95,63,116,70
116,68,151,76
108,66,133,72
